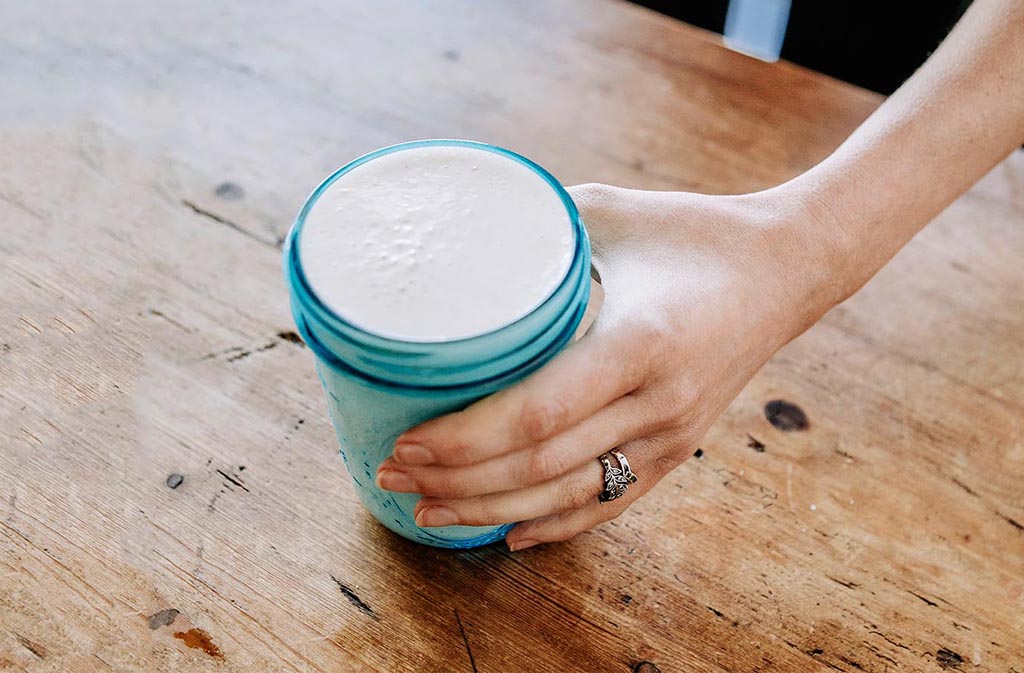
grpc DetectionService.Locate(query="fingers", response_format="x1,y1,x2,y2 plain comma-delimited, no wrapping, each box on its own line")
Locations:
411,457,605,528
410,435,669,529
505,437,683,551
377,393,651,499
393,332,641,467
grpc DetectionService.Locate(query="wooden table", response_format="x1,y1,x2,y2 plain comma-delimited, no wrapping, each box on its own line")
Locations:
2,1,1021,671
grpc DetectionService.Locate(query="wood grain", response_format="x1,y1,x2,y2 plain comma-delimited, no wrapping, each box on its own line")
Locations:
1,1,1021,671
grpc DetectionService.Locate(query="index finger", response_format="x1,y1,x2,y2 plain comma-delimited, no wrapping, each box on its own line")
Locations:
393,332,639,467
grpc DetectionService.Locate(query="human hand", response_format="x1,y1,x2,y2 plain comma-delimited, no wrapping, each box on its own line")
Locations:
376,183,841,551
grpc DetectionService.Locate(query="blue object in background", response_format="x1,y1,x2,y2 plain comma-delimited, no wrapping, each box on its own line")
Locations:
283,140,593,549
724,0,792,62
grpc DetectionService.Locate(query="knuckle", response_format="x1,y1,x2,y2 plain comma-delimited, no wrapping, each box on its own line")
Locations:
595,342,640,393
568,183,623,212
653,453,681,477
420,471,466,499
669,383,700,417
634,316,673,350
520,396,571,443
617,321,671,385
672,422,705,450
457,500,497,526
528,446,570,483
647,379,698,422
558,474,597,512
438,436,475,466
648,432,697,476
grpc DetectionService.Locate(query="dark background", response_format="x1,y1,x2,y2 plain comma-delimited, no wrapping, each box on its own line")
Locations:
634,0,973,94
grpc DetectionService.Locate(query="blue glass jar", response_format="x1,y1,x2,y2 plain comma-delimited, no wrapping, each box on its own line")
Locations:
283,140,592,548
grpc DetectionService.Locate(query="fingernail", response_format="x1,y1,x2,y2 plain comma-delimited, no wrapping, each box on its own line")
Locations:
508,538,539,552
376,468,418,493
394,442,433,465
416,505,458,527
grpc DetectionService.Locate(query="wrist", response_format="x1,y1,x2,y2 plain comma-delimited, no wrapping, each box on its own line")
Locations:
735,183,855,337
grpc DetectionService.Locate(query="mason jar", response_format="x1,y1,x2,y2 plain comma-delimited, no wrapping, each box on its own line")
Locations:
283,140,592,548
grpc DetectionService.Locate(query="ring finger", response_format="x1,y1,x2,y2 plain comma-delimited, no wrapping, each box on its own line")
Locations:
506,435,685,550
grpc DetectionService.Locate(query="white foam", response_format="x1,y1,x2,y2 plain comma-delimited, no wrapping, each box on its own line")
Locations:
299,145,574,341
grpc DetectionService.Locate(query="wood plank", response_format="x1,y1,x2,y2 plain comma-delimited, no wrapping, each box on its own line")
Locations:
1,1,1021,671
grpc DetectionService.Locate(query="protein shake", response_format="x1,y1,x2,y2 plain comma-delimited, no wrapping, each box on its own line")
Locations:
284,140,592,548
299,144,574,341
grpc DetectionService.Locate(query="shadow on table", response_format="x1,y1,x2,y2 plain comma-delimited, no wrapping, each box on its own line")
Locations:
327,509,606,669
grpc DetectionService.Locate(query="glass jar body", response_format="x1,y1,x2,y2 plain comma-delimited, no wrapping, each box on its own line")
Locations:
284,140,591,548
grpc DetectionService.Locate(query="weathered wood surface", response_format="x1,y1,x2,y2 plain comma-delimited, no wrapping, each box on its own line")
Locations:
1,1,1021,671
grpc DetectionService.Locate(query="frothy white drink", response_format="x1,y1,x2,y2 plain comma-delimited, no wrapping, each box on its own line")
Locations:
299,144,574,341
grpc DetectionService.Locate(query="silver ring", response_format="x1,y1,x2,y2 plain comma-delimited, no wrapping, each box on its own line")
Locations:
610,449,638,484
597,452,631,503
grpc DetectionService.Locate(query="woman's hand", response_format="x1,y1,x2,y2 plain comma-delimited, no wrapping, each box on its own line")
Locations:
376,183,842,551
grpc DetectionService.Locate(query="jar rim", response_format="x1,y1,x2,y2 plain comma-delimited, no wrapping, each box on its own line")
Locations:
284,139,583,346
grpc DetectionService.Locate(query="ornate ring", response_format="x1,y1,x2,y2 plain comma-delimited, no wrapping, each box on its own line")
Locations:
597,451,634,503
610,449,638,484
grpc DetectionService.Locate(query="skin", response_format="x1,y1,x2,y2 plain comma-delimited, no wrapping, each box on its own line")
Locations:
377,0,1024,551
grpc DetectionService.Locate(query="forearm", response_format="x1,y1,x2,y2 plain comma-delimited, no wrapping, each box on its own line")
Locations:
779,0,1024,307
